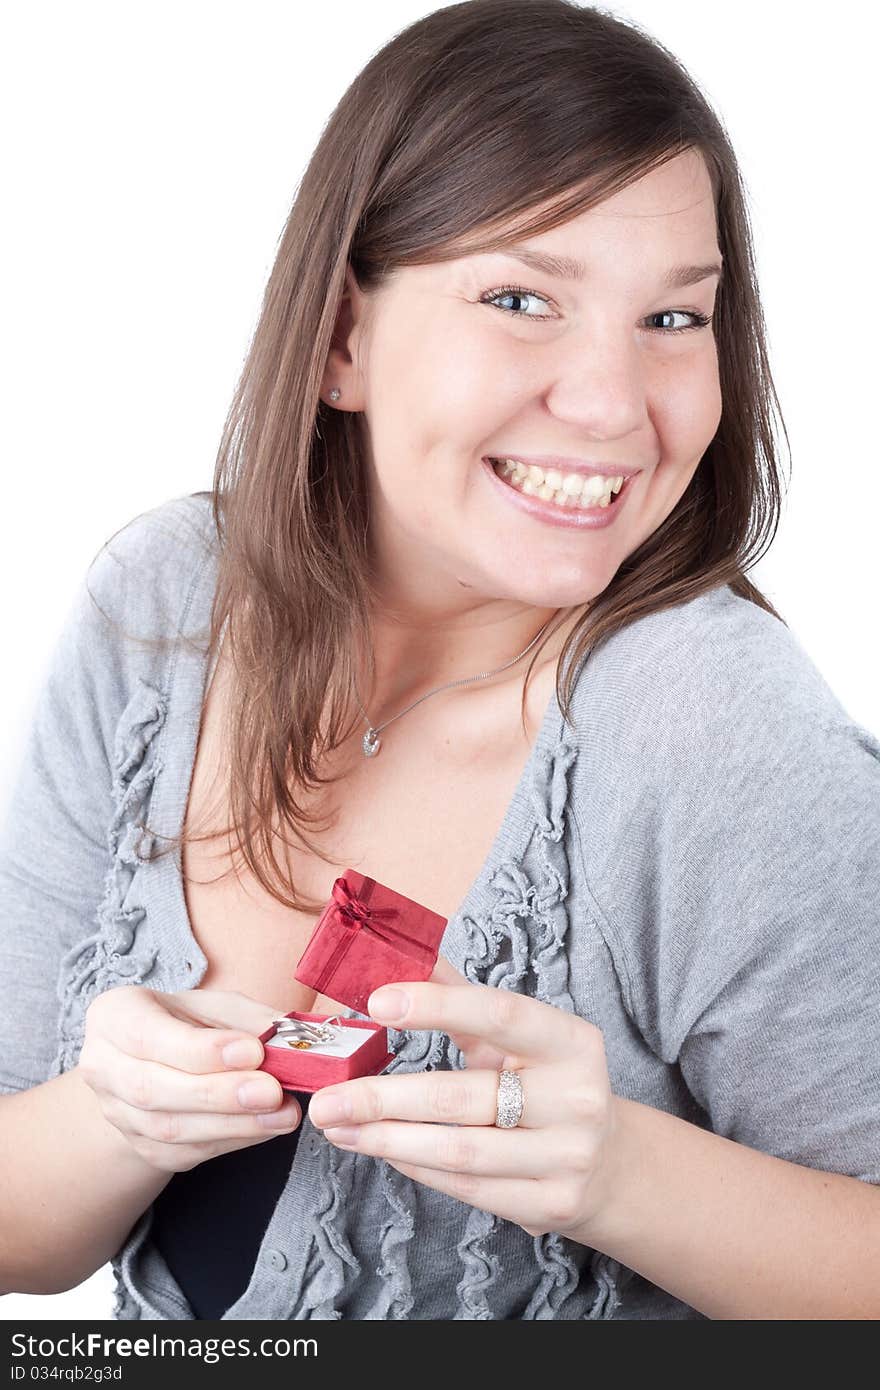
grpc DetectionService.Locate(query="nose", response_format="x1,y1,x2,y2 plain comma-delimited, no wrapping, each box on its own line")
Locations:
543,329,649,442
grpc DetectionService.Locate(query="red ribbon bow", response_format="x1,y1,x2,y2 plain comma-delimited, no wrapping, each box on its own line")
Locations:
311,875,435,998
332,876,400,935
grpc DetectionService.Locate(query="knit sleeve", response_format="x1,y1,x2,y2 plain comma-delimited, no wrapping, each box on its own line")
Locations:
0,494,215,1095
576,589,880,1184
0,561,120,1093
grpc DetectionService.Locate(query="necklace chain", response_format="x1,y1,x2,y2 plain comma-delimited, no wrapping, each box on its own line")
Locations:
353,615,555,756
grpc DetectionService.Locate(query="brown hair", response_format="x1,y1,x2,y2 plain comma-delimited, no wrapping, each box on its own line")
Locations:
137,0,790,912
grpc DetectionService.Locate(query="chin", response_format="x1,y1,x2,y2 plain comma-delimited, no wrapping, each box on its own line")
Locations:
526,560,619,606
489,578,606,613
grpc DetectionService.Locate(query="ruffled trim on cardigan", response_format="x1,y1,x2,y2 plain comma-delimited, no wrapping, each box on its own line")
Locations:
55,678,166,1074
454,1207,500,1319
295,1136,362,1319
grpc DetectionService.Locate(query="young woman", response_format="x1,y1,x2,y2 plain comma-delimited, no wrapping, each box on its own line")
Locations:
1,0,878,1320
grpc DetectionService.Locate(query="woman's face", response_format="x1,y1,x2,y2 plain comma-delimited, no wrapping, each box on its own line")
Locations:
329,148,723,618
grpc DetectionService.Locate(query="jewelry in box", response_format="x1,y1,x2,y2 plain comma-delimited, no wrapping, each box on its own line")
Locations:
258,1010,395,1093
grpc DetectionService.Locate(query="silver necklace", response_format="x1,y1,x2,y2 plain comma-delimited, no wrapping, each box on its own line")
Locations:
353,616,555,758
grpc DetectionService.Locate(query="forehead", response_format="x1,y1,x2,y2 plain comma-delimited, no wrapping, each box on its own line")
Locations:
582,148,716,223
446,149,720,273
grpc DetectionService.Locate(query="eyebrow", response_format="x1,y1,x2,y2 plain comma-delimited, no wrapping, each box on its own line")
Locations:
477,243,724,290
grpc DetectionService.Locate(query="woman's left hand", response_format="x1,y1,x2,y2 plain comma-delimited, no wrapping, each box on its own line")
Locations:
307,964,622,1243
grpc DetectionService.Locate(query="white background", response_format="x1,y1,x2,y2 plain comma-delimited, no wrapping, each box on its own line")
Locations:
2,0,877,1321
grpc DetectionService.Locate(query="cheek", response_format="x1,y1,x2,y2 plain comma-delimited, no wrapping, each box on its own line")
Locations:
377,303,498,410
654,350,723,459
369,327,507,483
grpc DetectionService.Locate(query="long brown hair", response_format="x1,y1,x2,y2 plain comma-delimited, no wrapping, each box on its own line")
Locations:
139,0,790,912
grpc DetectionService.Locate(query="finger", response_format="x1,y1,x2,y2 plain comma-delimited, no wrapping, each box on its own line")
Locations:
322,1117,573,1178
106,1093,302,1146
386,1159,549,1232
420,960,509,1066
368,981,595,1065
309,1065,566,1130
428,954,469,988
93,989,270,1074
444,1033,510,1070
91,1035,288,1115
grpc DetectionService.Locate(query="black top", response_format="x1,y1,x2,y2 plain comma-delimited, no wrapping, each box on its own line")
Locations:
150,1091,309,1320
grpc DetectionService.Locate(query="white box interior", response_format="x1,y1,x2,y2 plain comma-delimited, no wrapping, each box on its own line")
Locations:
266,1022,370,1059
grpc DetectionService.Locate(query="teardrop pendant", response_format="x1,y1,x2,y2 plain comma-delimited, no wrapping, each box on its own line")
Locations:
363,727,382,757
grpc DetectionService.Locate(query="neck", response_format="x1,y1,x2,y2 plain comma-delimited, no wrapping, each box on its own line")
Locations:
354,601,586,720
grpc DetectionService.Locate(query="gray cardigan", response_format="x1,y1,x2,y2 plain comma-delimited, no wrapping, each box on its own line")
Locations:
1,492,878,1320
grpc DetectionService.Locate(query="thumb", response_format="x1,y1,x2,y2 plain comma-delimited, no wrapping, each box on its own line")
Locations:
162,986,282,1038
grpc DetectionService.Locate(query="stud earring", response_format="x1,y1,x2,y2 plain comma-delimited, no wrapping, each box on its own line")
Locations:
329,387,341,401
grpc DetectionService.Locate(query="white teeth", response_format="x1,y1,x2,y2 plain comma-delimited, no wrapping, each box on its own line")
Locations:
582,475,607,501
493,459,626,509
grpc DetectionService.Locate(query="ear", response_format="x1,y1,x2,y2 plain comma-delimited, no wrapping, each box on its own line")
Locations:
322,263,369,409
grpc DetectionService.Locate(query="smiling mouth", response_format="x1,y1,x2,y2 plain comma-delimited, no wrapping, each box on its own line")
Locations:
487,458,631,511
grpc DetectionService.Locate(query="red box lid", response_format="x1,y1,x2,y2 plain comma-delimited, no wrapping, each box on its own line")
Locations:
293,869,448,1014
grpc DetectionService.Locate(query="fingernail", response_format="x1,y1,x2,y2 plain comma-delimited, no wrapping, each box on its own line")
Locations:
237,1080,278,1110
309,1093,351,1126
368,987,409,1023
324,1125,361,1146
257,1103,301,1130
222,1039,262,1069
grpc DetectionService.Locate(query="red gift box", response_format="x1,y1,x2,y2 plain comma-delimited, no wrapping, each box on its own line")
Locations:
257,1011,394,1093
293,869,448,1016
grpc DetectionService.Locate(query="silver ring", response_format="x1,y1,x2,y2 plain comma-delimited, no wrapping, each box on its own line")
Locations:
271,1015,341,1046
494,1069,524,1128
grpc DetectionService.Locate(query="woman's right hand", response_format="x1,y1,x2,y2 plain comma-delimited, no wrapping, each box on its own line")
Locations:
76,985,302,1173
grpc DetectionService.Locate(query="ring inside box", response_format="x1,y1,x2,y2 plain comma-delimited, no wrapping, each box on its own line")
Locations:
265,1024,370,1058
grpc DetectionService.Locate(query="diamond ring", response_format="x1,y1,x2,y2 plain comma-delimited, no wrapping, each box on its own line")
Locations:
494,1069,524,1128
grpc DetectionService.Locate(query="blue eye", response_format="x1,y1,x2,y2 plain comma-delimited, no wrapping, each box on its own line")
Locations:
480,285,554,319
645,309,713,334
480,284,713,334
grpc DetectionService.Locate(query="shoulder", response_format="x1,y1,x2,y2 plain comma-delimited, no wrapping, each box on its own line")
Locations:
565,584,867,800
50,492,220,764
565,582,879,855
84,490,219,639
571,583,851,746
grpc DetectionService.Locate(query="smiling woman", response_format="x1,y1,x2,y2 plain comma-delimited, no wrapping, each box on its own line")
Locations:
2,0,879,1325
